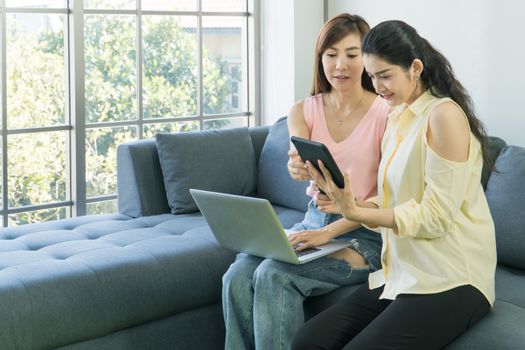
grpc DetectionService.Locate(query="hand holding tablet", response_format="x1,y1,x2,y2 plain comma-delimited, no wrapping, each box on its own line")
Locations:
290,136,345,189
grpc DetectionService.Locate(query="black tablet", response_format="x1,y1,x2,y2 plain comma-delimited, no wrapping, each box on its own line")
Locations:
290,136,344,189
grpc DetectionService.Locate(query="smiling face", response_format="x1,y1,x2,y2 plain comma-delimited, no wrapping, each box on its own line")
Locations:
363,54,424,106
321,33,364,92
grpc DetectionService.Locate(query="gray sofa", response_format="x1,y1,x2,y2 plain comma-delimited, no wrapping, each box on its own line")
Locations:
0,118,524,349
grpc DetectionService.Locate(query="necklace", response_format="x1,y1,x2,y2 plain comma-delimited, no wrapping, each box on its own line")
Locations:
328,90,366,125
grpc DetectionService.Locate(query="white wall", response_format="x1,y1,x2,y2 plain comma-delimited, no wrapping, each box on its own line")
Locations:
328,0,525,147
261,0,324,125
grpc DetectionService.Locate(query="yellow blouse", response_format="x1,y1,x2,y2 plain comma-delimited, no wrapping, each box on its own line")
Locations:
368,91,496,306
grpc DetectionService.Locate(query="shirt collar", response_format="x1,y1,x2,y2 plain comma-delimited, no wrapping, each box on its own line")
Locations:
406,90,435,116
387,90,435,121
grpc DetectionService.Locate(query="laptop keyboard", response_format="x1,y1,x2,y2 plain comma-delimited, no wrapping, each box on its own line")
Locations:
294,246,321,257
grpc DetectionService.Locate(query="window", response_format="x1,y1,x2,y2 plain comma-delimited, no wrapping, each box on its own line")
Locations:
1,0,257,226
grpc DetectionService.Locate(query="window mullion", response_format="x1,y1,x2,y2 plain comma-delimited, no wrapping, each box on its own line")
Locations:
137,0,143,139
69,0,86,217
197,0,203,129
1,0,8,227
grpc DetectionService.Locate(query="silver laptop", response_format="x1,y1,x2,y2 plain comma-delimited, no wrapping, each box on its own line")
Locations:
190,189,350,264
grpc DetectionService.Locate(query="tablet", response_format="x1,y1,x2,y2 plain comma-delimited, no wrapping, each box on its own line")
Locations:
290,136,345,189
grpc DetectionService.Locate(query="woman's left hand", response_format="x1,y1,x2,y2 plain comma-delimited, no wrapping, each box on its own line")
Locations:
306,160,360,221
314,191,340,214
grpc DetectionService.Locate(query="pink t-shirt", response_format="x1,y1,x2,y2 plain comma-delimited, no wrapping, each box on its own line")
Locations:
304,94,389,200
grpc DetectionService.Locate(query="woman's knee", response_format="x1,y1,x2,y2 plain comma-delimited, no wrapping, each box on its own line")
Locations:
223,254,261,288
253,259,289,285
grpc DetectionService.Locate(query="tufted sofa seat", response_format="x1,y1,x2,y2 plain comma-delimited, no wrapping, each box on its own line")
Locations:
0,213,242,349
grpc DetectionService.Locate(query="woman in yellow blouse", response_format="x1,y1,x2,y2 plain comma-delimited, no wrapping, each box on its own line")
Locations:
292,20,497,350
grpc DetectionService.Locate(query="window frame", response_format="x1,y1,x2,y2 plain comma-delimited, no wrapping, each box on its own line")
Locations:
0,0,259,226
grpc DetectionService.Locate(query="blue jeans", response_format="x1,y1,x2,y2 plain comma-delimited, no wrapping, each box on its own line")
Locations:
222,200,382,350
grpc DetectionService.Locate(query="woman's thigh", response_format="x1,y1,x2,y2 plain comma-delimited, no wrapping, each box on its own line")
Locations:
255,255,370,293
223,253,264,283
347,285,490,350
292,284,390,350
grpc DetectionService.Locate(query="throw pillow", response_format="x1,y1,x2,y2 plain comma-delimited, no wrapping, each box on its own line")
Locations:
156,128,256,214
257,117,310,212
485,145,525,269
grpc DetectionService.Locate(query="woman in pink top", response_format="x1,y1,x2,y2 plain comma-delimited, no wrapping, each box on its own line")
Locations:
221,14,388,350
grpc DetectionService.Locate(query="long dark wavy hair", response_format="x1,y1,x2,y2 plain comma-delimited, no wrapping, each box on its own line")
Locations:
362,20,493,171
311,13,375,95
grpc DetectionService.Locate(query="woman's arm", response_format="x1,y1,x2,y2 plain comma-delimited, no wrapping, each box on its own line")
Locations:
316,190,380,213
393,101,472,238
288,217,361,249
427,101,470,162
287,101,311,181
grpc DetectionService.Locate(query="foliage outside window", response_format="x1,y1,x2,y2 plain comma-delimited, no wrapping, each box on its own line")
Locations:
1,0,252,226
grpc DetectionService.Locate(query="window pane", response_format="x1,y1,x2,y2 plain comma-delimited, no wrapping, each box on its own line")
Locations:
143,121,198,138
8,131,67,207
6,13,66,129
9,207,66,227
85,15,137,123
86,126,138,197
87,200,117,215
143,16,197,119
6,0,66,7
142,0,196,11
85,0,135,10
202,16,246,115
202,0,246,12
203,116,247,130
0,138,2,210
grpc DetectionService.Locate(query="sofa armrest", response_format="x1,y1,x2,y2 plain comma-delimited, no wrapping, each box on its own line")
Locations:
117,139,170,217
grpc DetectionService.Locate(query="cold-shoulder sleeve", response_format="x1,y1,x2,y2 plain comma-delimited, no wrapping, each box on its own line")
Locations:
393,144,472,239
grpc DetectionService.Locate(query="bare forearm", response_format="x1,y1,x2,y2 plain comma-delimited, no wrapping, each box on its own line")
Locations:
358,199,378,209
351,207,397,231
321,218,361,239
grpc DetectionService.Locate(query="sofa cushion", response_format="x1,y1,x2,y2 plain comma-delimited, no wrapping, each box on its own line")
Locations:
441,299,525,350
0,213,236,350
257,118,310,212
481,136,507,190
485,145,525,269
156,128,257,214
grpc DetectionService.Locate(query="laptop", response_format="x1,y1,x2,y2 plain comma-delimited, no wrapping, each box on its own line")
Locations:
190,189,350,264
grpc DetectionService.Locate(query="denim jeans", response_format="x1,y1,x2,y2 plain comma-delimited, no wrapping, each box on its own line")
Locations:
222,200,382,350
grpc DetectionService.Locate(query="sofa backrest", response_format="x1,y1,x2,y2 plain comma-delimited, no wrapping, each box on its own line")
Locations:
485,145,525,270
256,118,311,212
117,126,271,218
481,136,507,190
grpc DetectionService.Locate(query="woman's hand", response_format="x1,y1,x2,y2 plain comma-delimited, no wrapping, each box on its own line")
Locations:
307,160,360,221
288,228,333,251
287,149,311,181
314,191,340,214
